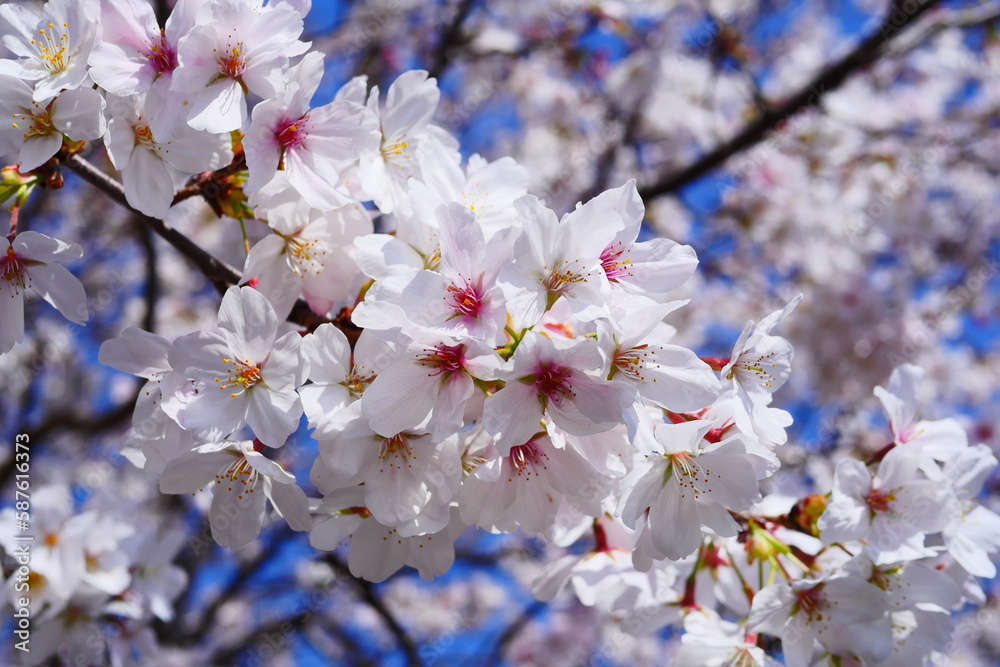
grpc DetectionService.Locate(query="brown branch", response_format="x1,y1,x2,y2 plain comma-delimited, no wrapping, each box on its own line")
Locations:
324,554,422,667
427,0,477,80
136,219,160,332
153,0,172,28
61,154,338,333
485,600,546,667
637,0,944,200
0,389,138,489
170,152,247,207
63,154,241,290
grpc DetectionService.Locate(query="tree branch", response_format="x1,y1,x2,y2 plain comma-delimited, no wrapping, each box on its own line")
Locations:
427,0,477,80
485,600,546,667
63,154,241,290
637,0,944,200
61,154,337,333
324,554,422,667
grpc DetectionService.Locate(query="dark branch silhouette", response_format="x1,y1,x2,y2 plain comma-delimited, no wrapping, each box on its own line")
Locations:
637,0,943,200
62,154,336,333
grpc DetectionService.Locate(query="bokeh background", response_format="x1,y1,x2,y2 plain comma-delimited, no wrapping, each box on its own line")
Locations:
1,0,999,664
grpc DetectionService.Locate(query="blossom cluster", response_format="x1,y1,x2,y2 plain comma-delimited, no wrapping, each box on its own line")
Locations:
0,485,186,665
0,0,997,665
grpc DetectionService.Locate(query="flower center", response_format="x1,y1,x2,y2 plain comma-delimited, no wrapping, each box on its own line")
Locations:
613,344,654,382
216,38,248,89
792,584,828,621
146,31,178,75
665,451,712,496
378,433,412,471
283,234,326,275
10,103,53,141
445,279,484,320
343,363,376,398
215,358,263,397
133,124,155,146
277,116,309,150
380,132,413,168
508,440,549,478
865,488,895,514
600,241,633,282
216,455,259,500
31,23,71,73
731,352,781,388
1,247,29,295
542,260,587,307
417,344,466,378
524,361,574,405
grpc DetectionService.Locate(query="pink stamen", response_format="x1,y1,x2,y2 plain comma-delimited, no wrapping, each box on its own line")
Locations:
529,361,574,402
600,241,633,282
1,247,28,294
417,344,466,378
445,279,484,320
277,116,309,149
146,31,178,74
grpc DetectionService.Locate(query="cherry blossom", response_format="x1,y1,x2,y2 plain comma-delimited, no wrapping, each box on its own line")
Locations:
818,445,954,554
499,186,631,327
0,69,106,171
719,294,801,446
874,363,970,477
748,574,892,666
170,0,309,132
104,92,232,218
87,0,201,129
940,443,1000,577
352,202,515,345
352,69,459,216
0,0,100,102
1,2,998,663
0,231,88,353
165,285,305,447
359,330,502,439
483,331,633,453
618,420,764,561
311,402,463,535
244,51,381,210
243,175,373,319
159,439,311,549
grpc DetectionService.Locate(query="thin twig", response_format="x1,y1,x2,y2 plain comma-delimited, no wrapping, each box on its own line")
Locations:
485,600,546,667
637,0,943,200
427,0,477,80
61,154,336,333
324,554,423,667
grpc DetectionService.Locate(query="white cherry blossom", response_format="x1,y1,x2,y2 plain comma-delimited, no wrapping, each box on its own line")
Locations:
165,285,305,447
0,70,106,172
159,439,311,549
817,445,954,554
354,70,459,216
748,574,892,666
104,92,232,218
1,231,88,353
0,0,100,102
483,332,633,453
618,420,763,561
244,51,381,210
170,0,309,132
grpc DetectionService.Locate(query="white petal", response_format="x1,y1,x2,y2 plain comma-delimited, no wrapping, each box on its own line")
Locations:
361,358,439,436
266,478,312,532
26,261,89,324
246,387,302,447
218,285,278,363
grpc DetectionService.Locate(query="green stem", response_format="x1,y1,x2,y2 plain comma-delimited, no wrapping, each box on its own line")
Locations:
238,218,251,256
